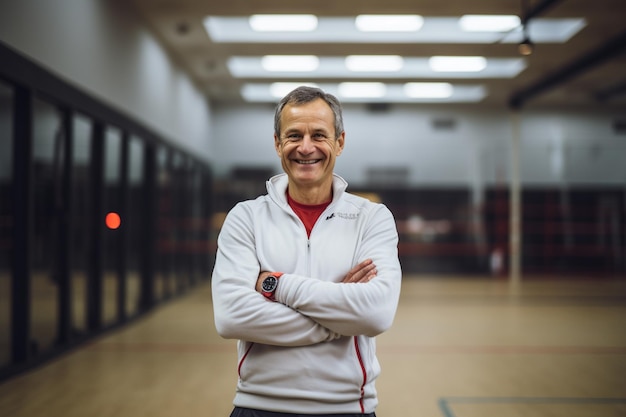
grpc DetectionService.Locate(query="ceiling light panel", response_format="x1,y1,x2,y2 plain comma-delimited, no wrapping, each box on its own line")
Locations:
429,56,487,72
241,83,487,103
355,15,424,32
204,16,585,44
459,15,520,32
261,55,319,72
345,55,404,72
249,14,318,32
404,82,453,98
228,57,526,79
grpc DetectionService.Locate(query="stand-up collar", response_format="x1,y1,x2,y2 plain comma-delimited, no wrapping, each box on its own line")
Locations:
266,173,348,207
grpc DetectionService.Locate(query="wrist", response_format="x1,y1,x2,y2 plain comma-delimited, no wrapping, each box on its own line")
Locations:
260,272,283,301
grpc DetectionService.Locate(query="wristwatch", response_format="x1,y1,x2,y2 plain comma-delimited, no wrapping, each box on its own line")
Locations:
261,272,283,301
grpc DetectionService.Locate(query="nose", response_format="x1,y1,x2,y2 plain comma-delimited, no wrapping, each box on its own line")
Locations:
297,135,315,154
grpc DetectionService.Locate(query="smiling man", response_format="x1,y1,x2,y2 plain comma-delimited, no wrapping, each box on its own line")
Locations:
275,94,344,204
211,86,402,417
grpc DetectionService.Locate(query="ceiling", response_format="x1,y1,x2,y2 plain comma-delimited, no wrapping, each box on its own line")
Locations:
127,0,626,108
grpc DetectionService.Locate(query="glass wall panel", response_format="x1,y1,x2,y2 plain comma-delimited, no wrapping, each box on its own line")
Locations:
190,167,205,283
155,146,172,299
71,114,92,333
201,170,214,280
171,153,189,290
102,127,121,326
31,97,63,355
0,81,14,366
181,159,194,286
126,137,144,316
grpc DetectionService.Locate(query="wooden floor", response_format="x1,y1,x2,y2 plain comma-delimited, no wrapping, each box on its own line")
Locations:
1,276,625,417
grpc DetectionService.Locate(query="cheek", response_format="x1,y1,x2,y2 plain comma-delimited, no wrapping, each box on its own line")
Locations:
328,142,341,157
279,144,295,159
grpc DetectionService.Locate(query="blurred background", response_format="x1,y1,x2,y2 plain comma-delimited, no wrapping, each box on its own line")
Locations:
0,1,625,414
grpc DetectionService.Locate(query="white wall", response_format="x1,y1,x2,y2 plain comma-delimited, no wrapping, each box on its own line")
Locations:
520,110,626,185
212,103,626,187
0,0,213,162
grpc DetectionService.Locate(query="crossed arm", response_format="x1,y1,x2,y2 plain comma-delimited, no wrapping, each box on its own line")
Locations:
213,258,383,346
255,258,377,292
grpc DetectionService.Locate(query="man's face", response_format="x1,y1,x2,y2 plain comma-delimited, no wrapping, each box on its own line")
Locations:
274,98,345,190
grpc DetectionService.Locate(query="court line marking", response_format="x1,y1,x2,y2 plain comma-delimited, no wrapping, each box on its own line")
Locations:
378,344,626,355
84,341,235,353
439,397,626,417
84,341,626,355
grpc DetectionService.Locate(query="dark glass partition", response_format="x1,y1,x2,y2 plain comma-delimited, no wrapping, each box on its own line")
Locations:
30,97,64,356
0,42,214,382
0,81,14,367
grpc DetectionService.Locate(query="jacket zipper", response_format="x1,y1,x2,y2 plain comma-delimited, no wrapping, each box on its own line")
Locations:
353,336,367,413
306,239,311,276
305,204,335,276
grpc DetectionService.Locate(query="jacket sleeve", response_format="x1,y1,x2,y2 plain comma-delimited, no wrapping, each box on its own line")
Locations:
211,203,340,346
276,204,402,337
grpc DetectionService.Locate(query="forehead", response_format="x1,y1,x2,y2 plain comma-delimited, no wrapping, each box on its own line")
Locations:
280,99,334,132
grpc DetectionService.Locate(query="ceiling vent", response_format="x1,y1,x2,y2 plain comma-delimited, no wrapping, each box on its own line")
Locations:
431,118,457,130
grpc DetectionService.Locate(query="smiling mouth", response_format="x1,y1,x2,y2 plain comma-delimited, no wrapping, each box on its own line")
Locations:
295,159,321,165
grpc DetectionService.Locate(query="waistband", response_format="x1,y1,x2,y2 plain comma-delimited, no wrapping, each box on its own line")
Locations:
231,407,377,417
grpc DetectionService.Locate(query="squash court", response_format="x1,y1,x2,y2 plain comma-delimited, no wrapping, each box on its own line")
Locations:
1,275,625,417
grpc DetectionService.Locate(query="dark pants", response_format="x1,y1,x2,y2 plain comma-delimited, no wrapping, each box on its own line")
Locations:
230,407,377,417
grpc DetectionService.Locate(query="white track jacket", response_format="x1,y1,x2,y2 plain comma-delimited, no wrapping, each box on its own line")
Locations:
211,173,402,414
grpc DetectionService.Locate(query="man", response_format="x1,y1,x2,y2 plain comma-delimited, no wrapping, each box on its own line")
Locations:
211,86,402,417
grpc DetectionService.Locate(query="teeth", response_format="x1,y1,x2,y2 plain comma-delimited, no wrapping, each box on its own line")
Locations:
297,159,319,164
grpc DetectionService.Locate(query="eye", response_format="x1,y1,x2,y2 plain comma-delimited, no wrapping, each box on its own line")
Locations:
284,133,302,141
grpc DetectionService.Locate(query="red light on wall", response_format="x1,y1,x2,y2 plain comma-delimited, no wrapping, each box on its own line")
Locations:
105,212,121,229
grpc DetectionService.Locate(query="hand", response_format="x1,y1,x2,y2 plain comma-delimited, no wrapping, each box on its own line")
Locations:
342,259,377,283
256,271,273,293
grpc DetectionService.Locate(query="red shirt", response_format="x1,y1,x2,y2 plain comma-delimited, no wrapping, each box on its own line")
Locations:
287,192,331,238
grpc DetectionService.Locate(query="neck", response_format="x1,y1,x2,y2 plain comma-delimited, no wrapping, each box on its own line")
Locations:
287,183,333,205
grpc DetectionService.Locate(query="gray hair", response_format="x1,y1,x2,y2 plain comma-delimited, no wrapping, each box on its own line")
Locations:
273,86,344,139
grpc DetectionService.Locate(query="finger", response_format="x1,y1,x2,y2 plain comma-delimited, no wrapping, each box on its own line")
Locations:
341,259,375,283
348,263,376,283
355,267,377,283
342,262,364,283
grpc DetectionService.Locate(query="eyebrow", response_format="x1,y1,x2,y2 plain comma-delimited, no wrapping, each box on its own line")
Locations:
283,127,331,136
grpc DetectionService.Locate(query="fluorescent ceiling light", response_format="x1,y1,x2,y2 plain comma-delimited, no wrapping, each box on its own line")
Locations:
338,82,386,98
261,55,319,72
270,82,319,98
228,56,525,79
206,16,584,44
241,83,487,103
249,14,318,32
404,82,453,98
459,15,521,32
345,55,404,72
355,15,424,32
429,56,487,72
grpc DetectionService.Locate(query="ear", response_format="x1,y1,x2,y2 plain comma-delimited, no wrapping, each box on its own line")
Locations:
274,134,282,156
336,132,345,156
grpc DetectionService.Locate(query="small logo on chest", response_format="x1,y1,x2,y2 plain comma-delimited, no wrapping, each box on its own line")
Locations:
325,212,359,220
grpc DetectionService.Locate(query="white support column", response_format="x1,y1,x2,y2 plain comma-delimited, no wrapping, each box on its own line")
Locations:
510,111,522,282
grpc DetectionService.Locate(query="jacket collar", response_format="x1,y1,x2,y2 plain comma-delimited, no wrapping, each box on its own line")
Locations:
266,173,348,206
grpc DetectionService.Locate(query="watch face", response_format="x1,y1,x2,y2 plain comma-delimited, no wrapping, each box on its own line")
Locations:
262,276,278,292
